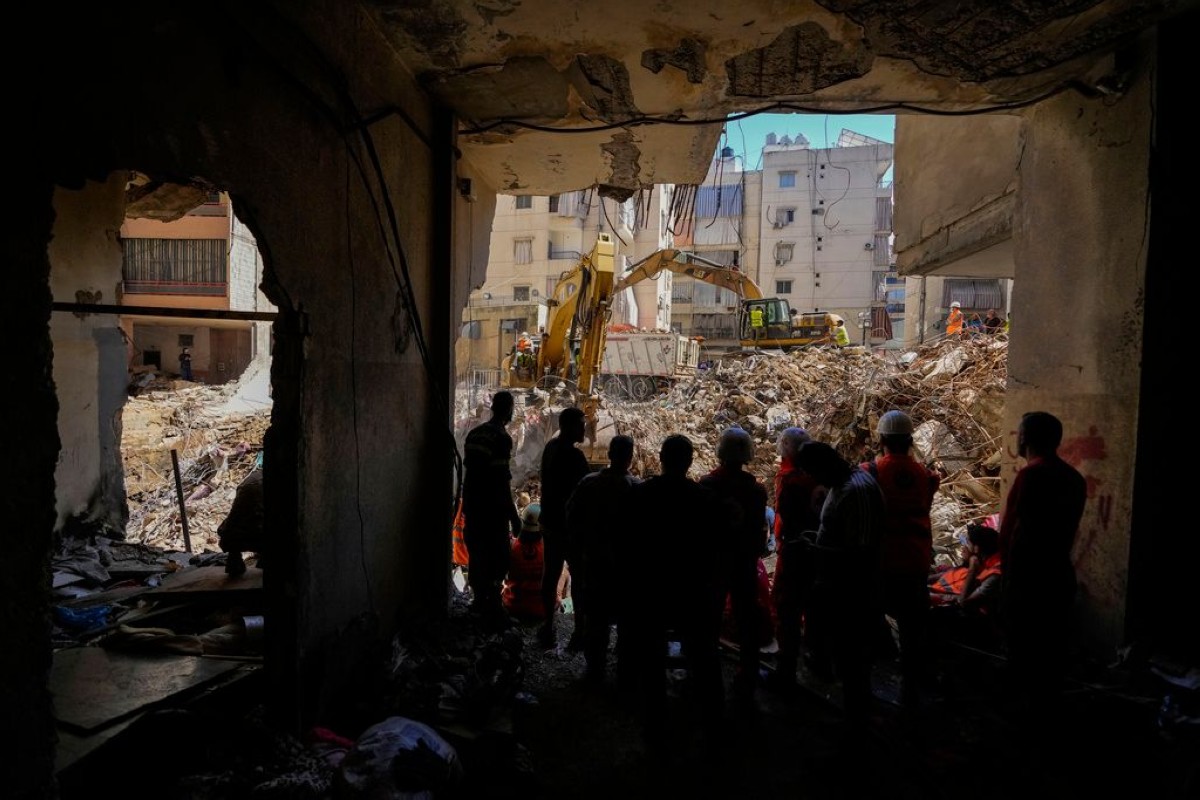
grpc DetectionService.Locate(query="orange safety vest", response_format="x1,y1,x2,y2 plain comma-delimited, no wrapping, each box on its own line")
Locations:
502,538,546,620
451,500,469,567
947,308,964,335
931,553,1002,596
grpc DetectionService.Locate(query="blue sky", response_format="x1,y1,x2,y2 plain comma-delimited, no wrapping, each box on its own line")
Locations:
717,112,895,170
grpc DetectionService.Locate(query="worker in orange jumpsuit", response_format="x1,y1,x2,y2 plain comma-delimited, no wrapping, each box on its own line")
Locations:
502,504,547,621
945,301,964,337
861,410,941,707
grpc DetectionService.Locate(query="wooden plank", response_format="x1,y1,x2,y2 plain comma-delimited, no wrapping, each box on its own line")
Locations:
50,647,242,732
143,565,263,600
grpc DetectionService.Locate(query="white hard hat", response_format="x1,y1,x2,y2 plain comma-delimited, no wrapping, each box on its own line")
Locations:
877,410,914,437
521,503,541,532
717,426,755,465
950,301,961,308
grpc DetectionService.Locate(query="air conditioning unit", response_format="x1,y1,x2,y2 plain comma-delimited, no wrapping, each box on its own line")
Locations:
531,288,540,297
864,243,875,250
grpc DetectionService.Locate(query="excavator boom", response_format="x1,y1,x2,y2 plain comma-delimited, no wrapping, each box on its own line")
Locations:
613,249,763,299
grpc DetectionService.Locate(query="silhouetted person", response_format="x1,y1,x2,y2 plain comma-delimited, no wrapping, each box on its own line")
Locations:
462,391,522,628
624,434,726,750
771,428,829,686
178,347,193,381
999,411,1086,707
861,410,940,707
700,426,768,697
218,466,263,576
538,406,591,649
566,434,640,685
795,441,886,729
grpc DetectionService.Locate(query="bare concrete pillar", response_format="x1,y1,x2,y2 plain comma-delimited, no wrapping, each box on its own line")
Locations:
1007,38,1155,652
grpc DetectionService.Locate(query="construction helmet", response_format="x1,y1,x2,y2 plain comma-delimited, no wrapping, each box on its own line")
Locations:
877,410,914,437
717,426,755,465
950,301,961,308
521,503,542,533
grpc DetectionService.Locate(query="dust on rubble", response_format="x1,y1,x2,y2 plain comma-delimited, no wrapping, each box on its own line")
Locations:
122,383,268,552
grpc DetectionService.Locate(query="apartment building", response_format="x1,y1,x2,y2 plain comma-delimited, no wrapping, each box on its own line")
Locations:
119,191,274,383
671,147,763,346
757,130,896,344
456,184,675,380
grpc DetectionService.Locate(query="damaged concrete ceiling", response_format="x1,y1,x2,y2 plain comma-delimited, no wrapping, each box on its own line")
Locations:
352,0,1183,197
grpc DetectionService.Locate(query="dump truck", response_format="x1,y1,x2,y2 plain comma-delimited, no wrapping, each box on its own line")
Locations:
594,328,702,400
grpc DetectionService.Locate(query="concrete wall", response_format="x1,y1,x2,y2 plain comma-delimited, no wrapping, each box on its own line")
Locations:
1004,47,1154,651
48,176,129,534
7,7,456,765
131,323,211,376
893,114,1022,278
121,212,228,240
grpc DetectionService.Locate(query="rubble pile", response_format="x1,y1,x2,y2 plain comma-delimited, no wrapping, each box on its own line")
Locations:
453,337,1008,555
600,336,1009,550
122,385,268,551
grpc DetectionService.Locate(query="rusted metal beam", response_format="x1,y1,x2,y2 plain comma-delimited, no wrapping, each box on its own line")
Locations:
52,302,278,321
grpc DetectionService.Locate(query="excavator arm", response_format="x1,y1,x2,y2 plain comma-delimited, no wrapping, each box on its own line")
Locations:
613,249,763,299
537,234,616,394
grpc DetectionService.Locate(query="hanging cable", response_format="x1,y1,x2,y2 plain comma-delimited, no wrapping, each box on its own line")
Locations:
457,89,1076,136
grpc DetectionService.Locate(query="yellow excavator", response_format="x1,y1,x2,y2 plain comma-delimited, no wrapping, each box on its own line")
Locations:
612,249,845,351
499,236,844,461
500,237,845,395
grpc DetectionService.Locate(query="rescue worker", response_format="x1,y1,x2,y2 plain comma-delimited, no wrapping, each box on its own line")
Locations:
999,411,1086,707
770,428,829,686
930,523,1002,612
861,410,940,707
749,304,765,345
462,391,523,629
502,504,547,621
833,318,851,348
983,308,1004,336
565,434,640,686
624,435,727,750
537,407,592,649
699,427,769,697
794,441,886,728
945,301,964,337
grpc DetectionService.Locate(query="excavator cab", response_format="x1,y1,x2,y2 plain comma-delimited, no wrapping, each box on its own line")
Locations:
741,298,793,343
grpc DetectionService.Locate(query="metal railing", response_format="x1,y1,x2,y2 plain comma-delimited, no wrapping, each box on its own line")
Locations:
548,247,583,261
122,280,228,297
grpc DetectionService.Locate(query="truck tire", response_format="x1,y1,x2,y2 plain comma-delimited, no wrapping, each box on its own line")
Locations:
631,376,654,401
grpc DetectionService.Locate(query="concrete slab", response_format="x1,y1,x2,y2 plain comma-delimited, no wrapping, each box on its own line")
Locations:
50,647,241,733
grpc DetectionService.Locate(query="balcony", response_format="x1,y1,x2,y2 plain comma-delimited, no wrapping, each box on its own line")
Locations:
122,280,228,297
548,245,582,262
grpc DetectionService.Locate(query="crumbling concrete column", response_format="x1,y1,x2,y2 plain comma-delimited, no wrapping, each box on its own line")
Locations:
49,176,130,534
